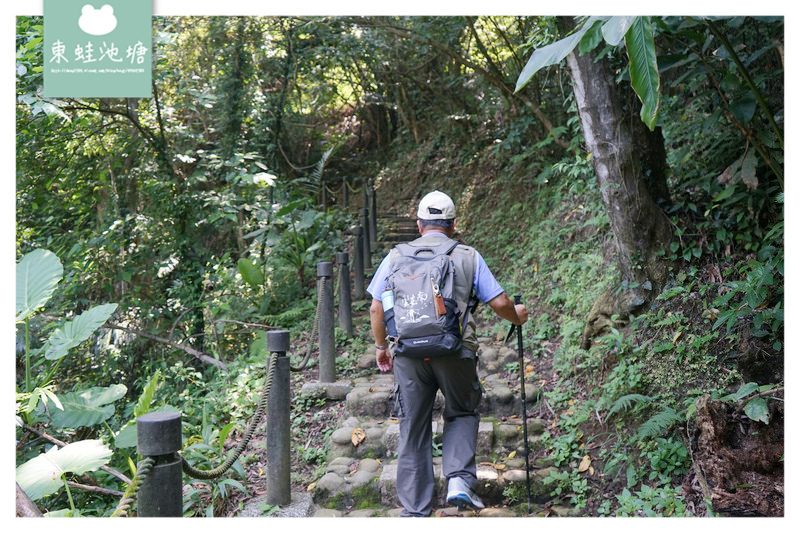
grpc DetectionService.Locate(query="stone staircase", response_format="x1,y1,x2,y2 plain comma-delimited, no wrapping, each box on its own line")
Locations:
377,213,419,244
306,337,570,517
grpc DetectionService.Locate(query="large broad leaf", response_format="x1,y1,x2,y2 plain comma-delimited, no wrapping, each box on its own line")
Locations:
625,17,661,130
43,303,118,360
743,397,770,424
16,249,63,322
16,440,112,500
238,257,264,289
49,384,127,428
602,16,638,46
515,17,603,93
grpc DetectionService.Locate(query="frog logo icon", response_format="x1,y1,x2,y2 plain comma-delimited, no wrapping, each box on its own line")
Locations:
78,4,118,36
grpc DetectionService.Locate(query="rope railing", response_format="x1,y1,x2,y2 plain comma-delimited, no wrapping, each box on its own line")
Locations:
112,184,379,516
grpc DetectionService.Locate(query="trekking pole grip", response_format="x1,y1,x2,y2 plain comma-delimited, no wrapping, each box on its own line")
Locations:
514,294,521,305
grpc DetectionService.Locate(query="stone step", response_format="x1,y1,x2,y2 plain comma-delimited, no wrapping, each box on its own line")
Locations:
311,455,561,513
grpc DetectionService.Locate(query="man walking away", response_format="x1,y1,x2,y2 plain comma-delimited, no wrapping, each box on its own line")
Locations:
367,190,528,516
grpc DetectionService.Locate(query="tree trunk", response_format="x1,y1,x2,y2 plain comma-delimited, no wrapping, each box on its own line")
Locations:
565,47,672,313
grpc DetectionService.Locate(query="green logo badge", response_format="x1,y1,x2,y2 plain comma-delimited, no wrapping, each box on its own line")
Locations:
43,1,152,98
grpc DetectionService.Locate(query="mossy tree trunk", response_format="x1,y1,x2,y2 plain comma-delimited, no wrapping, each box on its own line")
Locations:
565,46,673,314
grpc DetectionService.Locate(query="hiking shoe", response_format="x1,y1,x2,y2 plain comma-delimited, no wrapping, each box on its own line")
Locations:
446,477,485,510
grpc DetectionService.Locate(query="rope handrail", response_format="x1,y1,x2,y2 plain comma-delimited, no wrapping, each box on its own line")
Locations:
180,353,279,480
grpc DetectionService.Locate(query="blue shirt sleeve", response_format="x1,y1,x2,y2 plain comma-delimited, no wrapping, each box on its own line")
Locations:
472,249,504,303
367,254,392,300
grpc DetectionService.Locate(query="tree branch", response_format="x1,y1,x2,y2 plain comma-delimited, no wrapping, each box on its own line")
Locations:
16,483,42,517
67,481,124,498
350,17,569,149
106,322,227,370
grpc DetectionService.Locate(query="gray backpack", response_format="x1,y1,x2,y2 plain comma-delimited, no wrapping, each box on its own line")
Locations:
382,238,467,359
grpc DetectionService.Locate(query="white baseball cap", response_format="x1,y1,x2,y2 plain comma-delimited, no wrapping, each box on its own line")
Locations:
417,190,456,220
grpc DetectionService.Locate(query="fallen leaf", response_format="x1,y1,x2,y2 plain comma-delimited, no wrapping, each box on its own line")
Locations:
507,451,517,459
673,330,683,343
351,428,366,447
307,482,316,492
578,454,592,472
495,463,507,471
589,466,595,476
258,468,263,476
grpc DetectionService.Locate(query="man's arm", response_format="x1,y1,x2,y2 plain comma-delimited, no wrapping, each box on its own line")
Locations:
487,292,529,325
369,298,392,372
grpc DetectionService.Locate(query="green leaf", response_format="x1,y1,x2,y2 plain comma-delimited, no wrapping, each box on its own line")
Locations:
237,257,264,289
625,17,661,130
515,17,602,93
49,384,127,428
16,249,63,322
602,16,638,46
43,303,118,360
722,381,758,401
743,397,769,424
731,92,757,124
712,186,736,202
578,19,605,55
134,370,161,418
16,440,112,500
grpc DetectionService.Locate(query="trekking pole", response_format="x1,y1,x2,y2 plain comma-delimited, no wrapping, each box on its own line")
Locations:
507,294,532,514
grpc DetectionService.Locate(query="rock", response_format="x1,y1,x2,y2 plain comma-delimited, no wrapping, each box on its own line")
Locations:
477,421,494,455
386,508,404,517
345,386,393,418
550,505,578,517
358,458,381,473
502,469,528,482
327,464,351,476
357,353,376,369
526,418,546,435
366,427,384,442
475,465,504,503
524,383,542,403
481,347,498,361
348,469,379,488
346,509,380,517
479,507,517,517
272,492,315,517
379,462,399,507
506,458,526,469
329,456,355,468
301,381,353,400
382,422,400,452
495,423,521,446
313,508,343,517
341,417,361,428
498,346,517,361
331,427,357,446
315,472,345,494
491,385,514,403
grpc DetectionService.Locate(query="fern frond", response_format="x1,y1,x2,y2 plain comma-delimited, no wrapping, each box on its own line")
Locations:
636,407,683,439
606,393,654,420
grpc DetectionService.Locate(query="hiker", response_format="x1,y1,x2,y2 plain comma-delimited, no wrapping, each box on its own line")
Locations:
367,190,528,516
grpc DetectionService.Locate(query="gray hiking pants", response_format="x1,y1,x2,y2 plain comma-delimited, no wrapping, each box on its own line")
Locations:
392,353,482,517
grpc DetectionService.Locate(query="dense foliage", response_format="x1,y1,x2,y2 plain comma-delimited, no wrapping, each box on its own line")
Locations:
16,15,782,517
